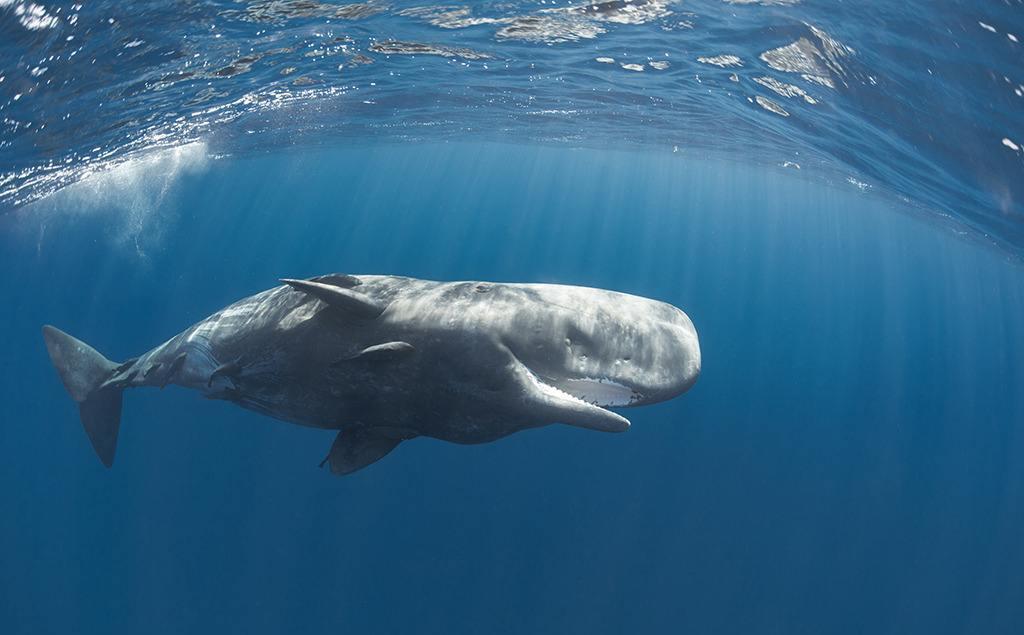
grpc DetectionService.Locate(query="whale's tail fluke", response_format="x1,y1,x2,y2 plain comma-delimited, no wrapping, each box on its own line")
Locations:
42,325,124,467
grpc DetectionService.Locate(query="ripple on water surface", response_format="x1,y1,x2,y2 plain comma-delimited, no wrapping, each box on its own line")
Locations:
0,0,1021,251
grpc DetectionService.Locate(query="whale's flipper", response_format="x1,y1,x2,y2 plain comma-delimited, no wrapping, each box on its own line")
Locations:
207,358,243,387
42,326,124,467
321,427,406,475
281,278,385,319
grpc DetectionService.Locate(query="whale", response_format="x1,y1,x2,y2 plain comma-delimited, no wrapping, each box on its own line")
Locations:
42,274,701,475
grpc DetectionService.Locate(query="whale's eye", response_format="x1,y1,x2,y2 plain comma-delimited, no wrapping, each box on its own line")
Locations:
474,283,492,293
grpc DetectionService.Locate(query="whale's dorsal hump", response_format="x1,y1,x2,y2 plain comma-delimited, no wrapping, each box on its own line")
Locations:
280,277,385,319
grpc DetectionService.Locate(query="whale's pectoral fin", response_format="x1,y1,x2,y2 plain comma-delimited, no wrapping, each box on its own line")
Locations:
320,427,405,475
281,278,385,319
207,358,243,387
337,341,415,364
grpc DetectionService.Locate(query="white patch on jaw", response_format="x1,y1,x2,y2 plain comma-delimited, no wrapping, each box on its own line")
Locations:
562,377,640,407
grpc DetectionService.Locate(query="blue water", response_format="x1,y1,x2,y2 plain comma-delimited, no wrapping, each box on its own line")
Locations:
2,2,1024,634
2,144,1023,633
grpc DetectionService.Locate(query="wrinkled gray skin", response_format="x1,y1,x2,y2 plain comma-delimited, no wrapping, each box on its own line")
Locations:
45,275,700,474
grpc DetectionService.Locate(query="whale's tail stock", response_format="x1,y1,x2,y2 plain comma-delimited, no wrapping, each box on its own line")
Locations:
42,325,125,467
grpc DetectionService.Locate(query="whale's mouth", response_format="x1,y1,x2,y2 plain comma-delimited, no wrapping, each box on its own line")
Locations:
555,377,644,408
524,366,644,410
512,359,632,432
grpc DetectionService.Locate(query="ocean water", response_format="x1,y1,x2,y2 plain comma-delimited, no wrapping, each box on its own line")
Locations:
2,2,1024,635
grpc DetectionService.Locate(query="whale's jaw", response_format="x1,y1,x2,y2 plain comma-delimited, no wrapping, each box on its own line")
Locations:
513,360,632,433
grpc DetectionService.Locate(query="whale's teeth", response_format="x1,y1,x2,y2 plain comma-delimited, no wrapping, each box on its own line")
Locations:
562,377,639,407
523,370,640,409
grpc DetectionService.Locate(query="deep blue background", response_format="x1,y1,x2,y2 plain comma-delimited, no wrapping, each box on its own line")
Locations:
1,144,1022,634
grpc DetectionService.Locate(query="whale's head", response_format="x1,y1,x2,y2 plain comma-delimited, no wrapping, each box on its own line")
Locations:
492,283,700,431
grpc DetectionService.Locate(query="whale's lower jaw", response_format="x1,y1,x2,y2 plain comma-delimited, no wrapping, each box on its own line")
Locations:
514,362,632,433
